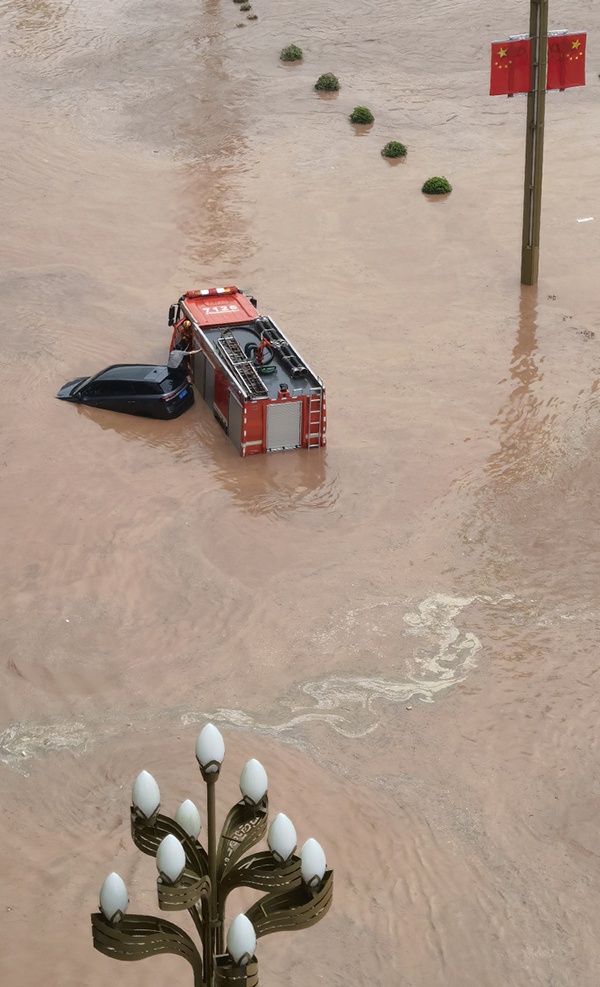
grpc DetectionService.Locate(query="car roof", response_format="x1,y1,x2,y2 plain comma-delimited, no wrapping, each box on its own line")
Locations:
96,365,170,383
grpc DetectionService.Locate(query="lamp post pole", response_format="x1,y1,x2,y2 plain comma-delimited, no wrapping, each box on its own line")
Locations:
91,724,333,987
205,773,218,952
521,0,549,286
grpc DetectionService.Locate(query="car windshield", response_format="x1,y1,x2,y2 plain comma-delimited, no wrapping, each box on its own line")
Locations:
73,376,93,394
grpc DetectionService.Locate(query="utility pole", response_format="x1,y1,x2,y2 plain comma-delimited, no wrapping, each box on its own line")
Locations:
521,0,549,285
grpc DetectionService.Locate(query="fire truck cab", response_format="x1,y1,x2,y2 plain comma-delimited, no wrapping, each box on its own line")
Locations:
168,287,326,457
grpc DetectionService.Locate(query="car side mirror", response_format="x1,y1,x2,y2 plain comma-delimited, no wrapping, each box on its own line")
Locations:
168,305,176,327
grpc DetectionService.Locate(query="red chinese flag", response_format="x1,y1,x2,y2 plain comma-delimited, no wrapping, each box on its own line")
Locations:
490,39,532,96
547,33,586,91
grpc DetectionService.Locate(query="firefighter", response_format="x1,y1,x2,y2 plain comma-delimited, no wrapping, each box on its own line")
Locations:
174,320,194,351
168,321,200,370
168,344,200,370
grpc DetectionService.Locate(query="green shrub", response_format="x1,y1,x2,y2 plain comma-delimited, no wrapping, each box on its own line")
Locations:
349,106,374,124
280,44,303,62
381,140,407,158
240,3,251,8
422,176,452,195
314,73,340,92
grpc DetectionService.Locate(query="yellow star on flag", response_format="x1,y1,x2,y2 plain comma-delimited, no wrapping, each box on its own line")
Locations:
571,39,581,49
498,47,508,57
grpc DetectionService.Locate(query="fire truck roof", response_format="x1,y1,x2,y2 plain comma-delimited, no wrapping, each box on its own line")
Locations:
183,287,258,327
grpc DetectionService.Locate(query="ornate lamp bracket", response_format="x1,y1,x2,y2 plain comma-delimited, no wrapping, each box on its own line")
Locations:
91,726,333,987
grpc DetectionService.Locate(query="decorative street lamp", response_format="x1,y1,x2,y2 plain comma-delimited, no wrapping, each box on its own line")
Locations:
91,724,333,987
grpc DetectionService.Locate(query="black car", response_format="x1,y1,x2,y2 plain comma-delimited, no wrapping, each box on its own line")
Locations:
56,365,194,420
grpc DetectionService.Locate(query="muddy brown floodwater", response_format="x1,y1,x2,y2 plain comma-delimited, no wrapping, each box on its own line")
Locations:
1,0,600,984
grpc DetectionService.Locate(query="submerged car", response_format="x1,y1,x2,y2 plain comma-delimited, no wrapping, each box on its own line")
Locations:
56,364,194,420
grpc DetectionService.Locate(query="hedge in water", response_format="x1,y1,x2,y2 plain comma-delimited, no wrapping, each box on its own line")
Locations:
349,106,374,124
422,176,452,195
381,141,407,158
314,73,340,91
280,44,303,61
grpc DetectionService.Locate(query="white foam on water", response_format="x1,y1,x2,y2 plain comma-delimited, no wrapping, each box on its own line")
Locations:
1,593,513,767
185,593,514,740
0,720,89,774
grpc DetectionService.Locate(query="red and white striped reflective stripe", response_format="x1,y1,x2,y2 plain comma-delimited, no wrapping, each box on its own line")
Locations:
185,286,238,298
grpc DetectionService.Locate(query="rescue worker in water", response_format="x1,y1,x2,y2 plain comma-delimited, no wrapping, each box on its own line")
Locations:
168,320,200,370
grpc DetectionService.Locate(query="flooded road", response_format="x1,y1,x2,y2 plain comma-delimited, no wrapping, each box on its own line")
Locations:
1,0,600,984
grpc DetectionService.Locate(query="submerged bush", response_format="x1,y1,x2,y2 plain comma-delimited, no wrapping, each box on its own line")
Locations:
349,106,374,124
280,44,303,62
381,140,407,158
422,176,452,195
314,73,340,91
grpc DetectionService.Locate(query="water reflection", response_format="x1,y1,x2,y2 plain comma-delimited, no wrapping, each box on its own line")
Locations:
454,288,542,588
4,0,67,31
351,123,374,137
460,279,600,607
216,448,338,518
487,285,540,482
76,403,198,454
2,0,72,60
173,0,259,289
180,135,256,275
77,401,338,517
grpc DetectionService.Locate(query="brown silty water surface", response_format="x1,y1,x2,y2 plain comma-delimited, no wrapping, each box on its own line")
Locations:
1,0,600,984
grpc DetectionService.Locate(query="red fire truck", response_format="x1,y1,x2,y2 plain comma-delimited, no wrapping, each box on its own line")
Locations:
168,287,326,457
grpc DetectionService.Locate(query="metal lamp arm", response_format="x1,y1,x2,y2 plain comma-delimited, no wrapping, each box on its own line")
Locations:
156,871,214,987
91,911,204,987
216,851,302,945
220,851,301,898
158,870,212,912
216,797,269,880
131,808,209,876
244,870,334,939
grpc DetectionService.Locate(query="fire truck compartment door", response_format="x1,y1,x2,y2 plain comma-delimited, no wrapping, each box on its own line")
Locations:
228,392,243,453
204,359,215,408
266,401,302,452
194,350,206,398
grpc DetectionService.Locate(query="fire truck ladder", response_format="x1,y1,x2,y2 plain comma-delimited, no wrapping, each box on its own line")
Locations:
307,387,324,448
216,334,268,398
